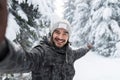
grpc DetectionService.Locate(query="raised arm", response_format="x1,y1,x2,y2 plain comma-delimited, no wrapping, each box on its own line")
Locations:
0,0,8,43
73,43,93,61
0,0,44,73
0,43,44,73
0,0,9,63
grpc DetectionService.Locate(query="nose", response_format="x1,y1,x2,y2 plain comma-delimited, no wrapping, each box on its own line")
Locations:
58,34,63,39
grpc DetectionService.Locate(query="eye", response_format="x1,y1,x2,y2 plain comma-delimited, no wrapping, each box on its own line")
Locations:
64,31,68,35
63,31,68,36
54,30,60,34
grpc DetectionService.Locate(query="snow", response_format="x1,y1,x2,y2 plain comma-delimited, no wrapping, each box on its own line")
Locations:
108,0,118,3
5,0,120,80
26,0,54,17
6,13,19,41
54,0,64,18
17,9,28,21
109,20,120,38
102,7,112,20
73,51,120,80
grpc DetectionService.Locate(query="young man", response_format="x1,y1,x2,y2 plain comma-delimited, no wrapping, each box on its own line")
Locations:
0,0,93,80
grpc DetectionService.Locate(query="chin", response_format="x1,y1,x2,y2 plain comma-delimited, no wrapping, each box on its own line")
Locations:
56,46,63,48
56,44,64,48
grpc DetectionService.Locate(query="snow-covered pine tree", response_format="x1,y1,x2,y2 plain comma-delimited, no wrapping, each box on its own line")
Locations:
89,0,120,57
64,0,76,23
9,0,51,51
9,0,39,50
69,0,91,47
64,0,120,57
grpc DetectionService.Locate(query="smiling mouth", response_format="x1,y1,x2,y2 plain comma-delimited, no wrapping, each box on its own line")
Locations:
55,38,65,43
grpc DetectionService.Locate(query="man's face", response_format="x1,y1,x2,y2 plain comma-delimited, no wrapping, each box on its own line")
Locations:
52,28,69,48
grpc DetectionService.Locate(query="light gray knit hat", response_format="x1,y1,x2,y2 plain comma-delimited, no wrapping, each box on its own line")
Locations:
50,19,71,35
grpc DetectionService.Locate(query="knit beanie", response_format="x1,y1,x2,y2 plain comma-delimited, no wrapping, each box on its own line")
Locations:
50,19,71,35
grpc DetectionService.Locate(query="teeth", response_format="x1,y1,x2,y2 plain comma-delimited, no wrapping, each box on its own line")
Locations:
55,38,64,43
57,40,63,43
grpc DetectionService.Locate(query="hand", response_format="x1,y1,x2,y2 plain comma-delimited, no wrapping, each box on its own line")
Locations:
0,0,8,43
87,43,93,49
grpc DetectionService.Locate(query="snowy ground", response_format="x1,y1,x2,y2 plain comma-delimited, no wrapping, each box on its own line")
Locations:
73,51,120,80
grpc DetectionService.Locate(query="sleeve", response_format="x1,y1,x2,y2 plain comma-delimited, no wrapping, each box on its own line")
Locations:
0,39,44,73
73,47,90,61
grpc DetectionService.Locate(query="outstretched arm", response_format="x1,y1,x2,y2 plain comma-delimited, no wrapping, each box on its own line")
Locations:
0,0,44,73
73,43,93,61
0,0,8,43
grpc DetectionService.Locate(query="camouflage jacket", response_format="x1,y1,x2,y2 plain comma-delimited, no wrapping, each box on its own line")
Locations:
0,39,89,80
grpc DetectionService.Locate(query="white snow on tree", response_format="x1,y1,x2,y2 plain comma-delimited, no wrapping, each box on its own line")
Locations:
64,0,120,57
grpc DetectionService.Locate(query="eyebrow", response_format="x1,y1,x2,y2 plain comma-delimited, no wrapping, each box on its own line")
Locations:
64,31,69,34
54,29,69,34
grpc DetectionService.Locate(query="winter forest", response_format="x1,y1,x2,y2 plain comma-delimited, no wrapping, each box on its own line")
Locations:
1,0,120,80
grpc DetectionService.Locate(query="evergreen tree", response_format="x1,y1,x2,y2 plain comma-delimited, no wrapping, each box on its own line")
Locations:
9,0,51,51
89,0,120,57
65,0,120,57
70,0,91,47
64,0,75,23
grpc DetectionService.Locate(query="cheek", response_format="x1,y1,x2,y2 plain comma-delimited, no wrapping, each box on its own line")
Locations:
52,34,57,40
52,34,57,43
65,35,69,40
64,36,69,42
